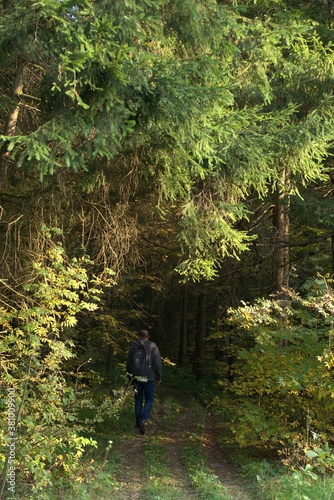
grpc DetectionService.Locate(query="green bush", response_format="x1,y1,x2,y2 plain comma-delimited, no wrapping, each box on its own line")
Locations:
213,276,334,456
0,230,116,495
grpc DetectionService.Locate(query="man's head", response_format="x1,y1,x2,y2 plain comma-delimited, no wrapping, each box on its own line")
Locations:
139,329,149,339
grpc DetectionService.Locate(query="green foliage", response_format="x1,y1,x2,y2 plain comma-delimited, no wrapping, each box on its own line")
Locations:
241,456,334,500
2,0,334,281
303,443,334,475
3,0,334,494
0,0,135,178
212,277,334,451
0,229,116,493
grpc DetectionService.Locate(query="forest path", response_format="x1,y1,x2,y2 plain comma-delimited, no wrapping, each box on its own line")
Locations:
111,385,255,499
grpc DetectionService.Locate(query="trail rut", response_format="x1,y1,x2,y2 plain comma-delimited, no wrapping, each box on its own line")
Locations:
111,385,255,499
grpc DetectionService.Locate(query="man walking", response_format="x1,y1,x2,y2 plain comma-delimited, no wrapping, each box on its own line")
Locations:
126,329,162,435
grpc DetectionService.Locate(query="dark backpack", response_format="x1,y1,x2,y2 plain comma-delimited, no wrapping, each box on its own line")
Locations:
130,340,149,378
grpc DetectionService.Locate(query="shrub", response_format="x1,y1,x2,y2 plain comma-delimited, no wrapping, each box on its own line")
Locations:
0,229,115,495
213,277,334,453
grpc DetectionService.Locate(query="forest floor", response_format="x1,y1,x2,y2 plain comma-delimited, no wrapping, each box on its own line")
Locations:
18,380,334,499
108,385,257,500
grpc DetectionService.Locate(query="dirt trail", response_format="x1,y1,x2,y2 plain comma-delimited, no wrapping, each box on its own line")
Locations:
112,438,146,499
112,385,255,499
202,411,253,499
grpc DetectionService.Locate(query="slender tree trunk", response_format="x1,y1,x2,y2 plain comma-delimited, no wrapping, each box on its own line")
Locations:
327,0,333,28
192,287,207,379
106,345,113,380
272,167,290,295
178,285,188,366
0,356,31,498
331,236,334,281
0,61,25,187
272,167,290,346
226,333,236,383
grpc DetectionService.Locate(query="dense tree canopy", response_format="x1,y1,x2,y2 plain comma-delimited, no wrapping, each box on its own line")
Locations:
2,0,334,281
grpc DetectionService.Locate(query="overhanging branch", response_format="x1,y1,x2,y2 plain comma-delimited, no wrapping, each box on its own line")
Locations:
278,233,334,248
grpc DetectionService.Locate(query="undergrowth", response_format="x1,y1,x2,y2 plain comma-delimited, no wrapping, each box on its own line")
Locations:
236,452,334,500
9,364,334,499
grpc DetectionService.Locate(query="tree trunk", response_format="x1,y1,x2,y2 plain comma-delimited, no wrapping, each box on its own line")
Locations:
106,345,113,380
331,236,334,281
192,287,207,379
272,168,290,295
327,0,333,28
272,167,290,346
0,61,25,187
178,285,188,366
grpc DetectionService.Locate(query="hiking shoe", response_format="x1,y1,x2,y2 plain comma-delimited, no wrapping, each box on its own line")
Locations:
139,421,145,435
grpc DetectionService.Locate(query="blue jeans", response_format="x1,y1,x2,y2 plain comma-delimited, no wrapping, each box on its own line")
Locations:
134,380,155,426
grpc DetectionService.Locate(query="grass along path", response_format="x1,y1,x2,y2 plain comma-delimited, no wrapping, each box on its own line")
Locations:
15,381,334,499
110,385,255,499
